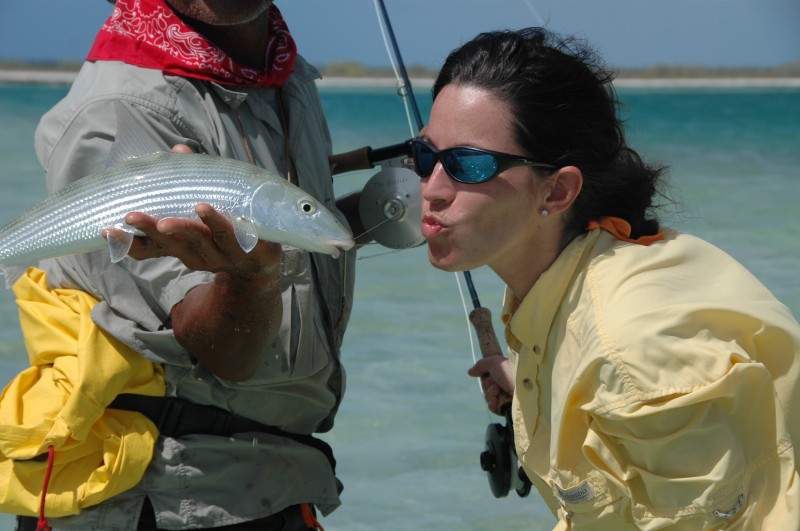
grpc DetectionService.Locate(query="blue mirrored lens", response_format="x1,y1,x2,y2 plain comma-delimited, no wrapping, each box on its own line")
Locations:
411,140,504,183
448,149,498,183
411,141,436,177
412,139,552,184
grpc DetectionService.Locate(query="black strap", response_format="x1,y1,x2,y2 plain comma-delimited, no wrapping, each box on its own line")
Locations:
108,394,336,472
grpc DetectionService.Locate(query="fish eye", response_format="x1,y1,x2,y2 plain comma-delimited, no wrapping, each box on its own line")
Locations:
299,199,317,215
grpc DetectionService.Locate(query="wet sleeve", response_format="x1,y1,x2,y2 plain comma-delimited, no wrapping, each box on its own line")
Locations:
33,98,215,363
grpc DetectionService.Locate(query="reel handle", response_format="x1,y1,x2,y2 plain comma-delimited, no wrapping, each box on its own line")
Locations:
468,306,512,412
330,141,411,175
330,147,372,175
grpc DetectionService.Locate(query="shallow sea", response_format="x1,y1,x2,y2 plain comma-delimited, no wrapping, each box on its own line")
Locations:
0,81,798,530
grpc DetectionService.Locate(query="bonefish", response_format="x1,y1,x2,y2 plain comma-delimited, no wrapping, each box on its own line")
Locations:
0,151,354,287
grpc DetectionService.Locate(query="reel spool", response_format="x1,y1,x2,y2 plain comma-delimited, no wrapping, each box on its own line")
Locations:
480,410,532,498
480,422,513,498
359,166,425,249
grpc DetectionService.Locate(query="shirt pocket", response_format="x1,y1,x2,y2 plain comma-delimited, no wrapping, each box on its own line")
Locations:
248,249,333,384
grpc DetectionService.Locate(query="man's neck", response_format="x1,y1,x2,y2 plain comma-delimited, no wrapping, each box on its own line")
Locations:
183,11,271,69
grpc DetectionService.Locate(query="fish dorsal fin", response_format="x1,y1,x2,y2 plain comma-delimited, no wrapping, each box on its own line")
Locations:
106,101,167,169
221,211,259,253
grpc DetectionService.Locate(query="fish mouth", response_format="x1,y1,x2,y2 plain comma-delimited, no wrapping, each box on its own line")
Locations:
331,237,356,257
316,236,355,258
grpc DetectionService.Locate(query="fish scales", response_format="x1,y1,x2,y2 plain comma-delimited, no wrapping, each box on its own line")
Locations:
0,152,354,276
1,156,258,266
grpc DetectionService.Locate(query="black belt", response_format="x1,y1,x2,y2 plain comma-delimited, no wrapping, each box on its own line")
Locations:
108,394,336,472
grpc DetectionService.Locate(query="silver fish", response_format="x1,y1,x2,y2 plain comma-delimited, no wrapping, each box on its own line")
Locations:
0,151,354,286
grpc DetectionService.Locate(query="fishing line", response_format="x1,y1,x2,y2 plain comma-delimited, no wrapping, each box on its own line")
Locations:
357,209,401,239
518,0,547,26
351,213,404,261
455,272,484,396
355,248,401,261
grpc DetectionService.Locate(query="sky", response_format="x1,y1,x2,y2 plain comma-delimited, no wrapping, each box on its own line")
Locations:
0,0,798,69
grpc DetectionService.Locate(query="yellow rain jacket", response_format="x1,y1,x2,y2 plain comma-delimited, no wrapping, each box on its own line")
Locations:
0,267,164,517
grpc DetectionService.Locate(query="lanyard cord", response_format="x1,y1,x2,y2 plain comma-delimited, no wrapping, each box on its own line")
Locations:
36,445,55,531
276,88,295,184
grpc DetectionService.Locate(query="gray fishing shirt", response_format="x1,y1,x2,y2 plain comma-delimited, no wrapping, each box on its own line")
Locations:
33,56,355,530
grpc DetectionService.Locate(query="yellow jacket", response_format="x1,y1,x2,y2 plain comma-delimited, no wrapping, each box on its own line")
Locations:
0,268,164,517
505,228,800,530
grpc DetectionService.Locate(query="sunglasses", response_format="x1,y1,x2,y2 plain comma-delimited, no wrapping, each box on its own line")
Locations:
409,138,556,184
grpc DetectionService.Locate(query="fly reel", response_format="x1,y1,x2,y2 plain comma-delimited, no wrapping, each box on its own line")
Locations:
479,407,532,498
358,165,425,249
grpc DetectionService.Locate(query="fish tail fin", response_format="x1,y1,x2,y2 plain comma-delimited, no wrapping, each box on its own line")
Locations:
1,265,28,289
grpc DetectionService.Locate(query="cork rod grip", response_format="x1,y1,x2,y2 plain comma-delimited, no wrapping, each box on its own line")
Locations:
468,306,512,411
329,147,372,175
468,306,503,358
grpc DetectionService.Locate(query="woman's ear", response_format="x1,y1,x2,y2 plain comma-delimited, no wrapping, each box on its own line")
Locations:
543,166,582,215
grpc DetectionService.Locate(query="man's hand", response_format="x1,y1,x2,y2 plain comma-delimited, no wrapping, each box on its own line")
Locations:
120,204,281,284
103,144,284,381
104,144,281,282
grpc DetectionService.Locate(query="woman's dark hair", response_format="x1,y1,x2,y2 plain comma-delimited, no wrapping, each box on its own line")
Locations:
432,27,667,239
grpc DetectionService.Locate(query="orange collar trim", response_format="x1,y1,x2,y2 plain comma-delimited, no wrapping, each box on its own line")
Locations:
587,216,664,245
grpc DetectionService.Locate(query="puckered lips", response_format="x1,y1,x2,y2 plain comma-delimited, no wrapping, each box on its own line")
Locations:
421,213,446,239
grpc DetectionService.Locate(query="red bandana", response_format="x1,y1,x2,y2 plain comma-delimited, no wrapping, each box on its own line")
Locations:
86,0,297,87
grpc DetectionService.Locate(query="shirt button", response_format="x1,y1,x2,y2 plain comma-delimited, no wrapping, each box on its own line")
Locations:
714,493,745,518
522,378,534,390
533,345,541,354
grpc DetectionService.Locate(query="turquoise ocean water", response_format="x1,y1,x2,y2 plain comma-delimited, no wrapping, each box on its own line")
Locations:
0,81,798,530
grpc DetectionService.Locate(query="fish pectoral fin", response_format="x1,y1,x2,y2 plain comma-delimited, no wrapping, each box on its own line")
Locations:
105,225,135,263
226,213,259,253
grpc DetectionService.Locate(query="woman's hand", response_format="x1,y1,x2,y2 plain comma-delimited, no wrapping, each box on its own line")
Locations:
468,355,514,415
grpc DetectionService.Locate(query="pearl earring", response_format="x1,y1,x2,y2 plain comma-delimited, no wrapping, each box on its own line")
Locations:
541,209,549,217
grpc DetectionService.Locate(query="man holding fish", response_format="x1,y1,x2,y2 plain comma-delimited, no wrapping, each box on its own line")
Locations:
7,1,359,529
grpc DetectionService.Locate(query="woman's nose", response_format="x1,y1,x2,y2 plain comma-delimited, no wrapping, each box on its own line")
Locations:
421,162,455,203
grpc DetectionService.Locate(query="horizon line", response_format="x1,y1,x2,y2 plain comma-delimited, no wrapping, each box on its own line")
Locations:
1,69,799,89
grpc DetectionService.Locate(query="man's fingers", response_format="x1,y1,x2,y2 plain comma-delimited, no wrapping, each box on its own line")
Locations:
124,211,158,233
195,204,238,250
171,143,193,154
154,216,212,237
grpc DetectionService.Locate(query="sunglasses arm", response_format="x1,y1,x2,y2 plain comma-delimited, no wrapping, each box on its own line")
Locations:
330,139,413,175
